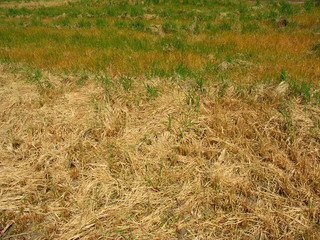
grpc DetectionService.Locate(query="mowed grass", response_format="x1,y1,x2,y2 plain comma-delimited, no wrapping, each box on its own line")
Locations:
0,1,320,240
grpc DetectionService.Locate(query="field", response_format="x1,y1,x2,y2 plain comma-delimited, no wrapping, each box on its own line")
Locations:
0,0,319,239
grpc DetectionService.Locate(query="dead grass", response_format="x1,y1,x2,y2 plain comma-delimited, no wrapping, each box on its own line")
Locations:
0,63,319,239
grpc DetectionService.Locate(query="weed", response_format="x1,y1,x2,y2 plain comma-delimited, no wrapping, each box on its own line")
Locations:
279,69,288,82
114,19,127,28
311,41,320,56
96,18,107,28
77,19,91,28
27,69,52,93
289,80,311,103
238,2,249,20
150,67,167,78
162,21,178,33
314,90,320,105
303,0,315,12
279,1,294,15
242,23,260,33
175,63,193,78
30,18,43,27
218,21,232,31
194,76,205,93
159,36,185,51
278,108,292,128
6,7,30,17
218,82,229,97
180,119,194,134
53,17,71,27
76,72,89,85
268,10,279,20
27,69,43,84
278,105,296,142
90,96,102,113
95,73,114,97
120,76,133,91
144,83,159,97
167,114,173,131
185,90,200,108
129,20,145,31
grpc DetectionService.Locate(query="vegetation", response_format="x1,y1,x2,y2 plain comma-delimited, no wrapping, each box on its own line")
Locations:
0,0,319,239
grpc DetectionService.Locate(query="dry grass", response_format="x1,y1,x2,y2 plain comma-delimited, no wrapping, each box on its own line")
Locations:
0,63,319,239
